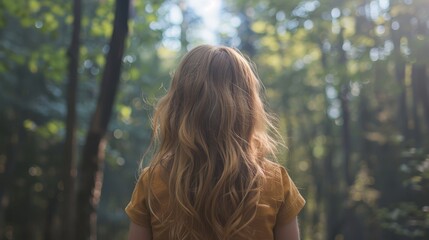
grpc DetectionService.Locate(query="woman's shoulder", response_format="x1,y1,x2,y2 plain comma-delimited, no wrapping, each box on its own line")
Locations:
261,160,283,179
260,160,284,194
139,164,169,188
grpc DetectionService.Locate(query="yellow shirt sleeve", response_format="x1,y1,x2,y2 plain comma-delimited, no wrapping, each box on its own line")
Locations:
125,168,151,227
276,166,306,226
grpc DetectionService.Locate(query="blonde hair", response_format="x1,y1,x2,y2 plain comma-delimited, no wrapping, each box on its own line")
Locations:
145,45,279,239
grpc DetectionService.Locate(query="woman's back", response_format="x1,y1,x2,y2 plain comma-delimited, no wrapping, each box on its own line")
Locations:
126,161,304,239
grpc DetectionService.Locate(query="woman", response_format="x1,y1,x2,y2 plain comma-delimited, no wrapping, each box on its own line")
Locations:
126,45,305,240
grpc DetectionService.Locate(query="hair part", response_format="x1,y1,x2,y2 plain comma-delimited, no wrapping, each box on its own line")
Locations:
144,45,280,239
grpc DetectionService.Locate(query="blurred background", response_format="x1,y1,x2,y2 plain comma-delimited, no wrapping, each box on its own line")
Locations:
1,0,428,239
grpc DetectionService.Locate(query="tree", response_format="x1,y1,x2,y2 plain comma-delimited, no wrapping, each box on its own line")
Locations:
61,0,81,239
74,0,130,239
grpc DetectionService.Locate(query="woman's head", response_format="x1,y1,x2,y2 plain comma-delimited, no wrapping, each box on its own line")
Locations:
154,45,275,160
147,45,278,239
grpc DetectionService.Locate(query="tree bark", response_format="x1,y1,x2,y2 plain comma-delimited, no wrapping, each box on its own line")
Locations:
74,0,130,239
61,0,81,239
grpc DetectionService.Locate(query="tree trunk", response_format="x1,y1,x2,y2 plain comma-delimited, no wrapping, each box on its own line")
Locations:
179,0,189,52
74,0,130,239
411,64,422,147
323,125,338,240
61,0,81,239
337,27,361,240
238,7,256,57
395,60,408,139
0,124,18,237
44,189,59,240
392,27,410,142
0,107,24,236
316,38,342,240
412,64,429,133
338,27,353,187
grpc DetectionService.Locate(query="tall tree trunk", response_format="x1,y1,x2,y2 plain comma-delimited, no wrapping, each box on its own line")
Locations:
337,27,360,240
44,189,59,240
391,18,411,143
237,5,256,57
316,37,342,240
338,27,353,187
74,0,130,239
323,123,338,240
358,86,383,240
0,119,18,237
61,0,81,239
179,0,189,52
412,64,429,133
411,64,422,147
0,87,25,236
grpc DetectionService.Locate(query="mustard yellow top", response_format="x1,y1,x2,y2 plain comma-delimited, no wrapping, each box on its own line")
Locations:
125,162,305,239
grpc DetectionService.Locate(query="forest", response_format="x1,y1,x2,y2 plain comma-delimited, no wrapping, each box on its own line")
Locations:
0,0,428,239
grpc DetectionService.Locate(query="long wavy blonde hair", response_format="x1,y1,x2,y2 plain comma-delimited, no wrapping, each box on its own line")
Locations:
145,45,279,239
